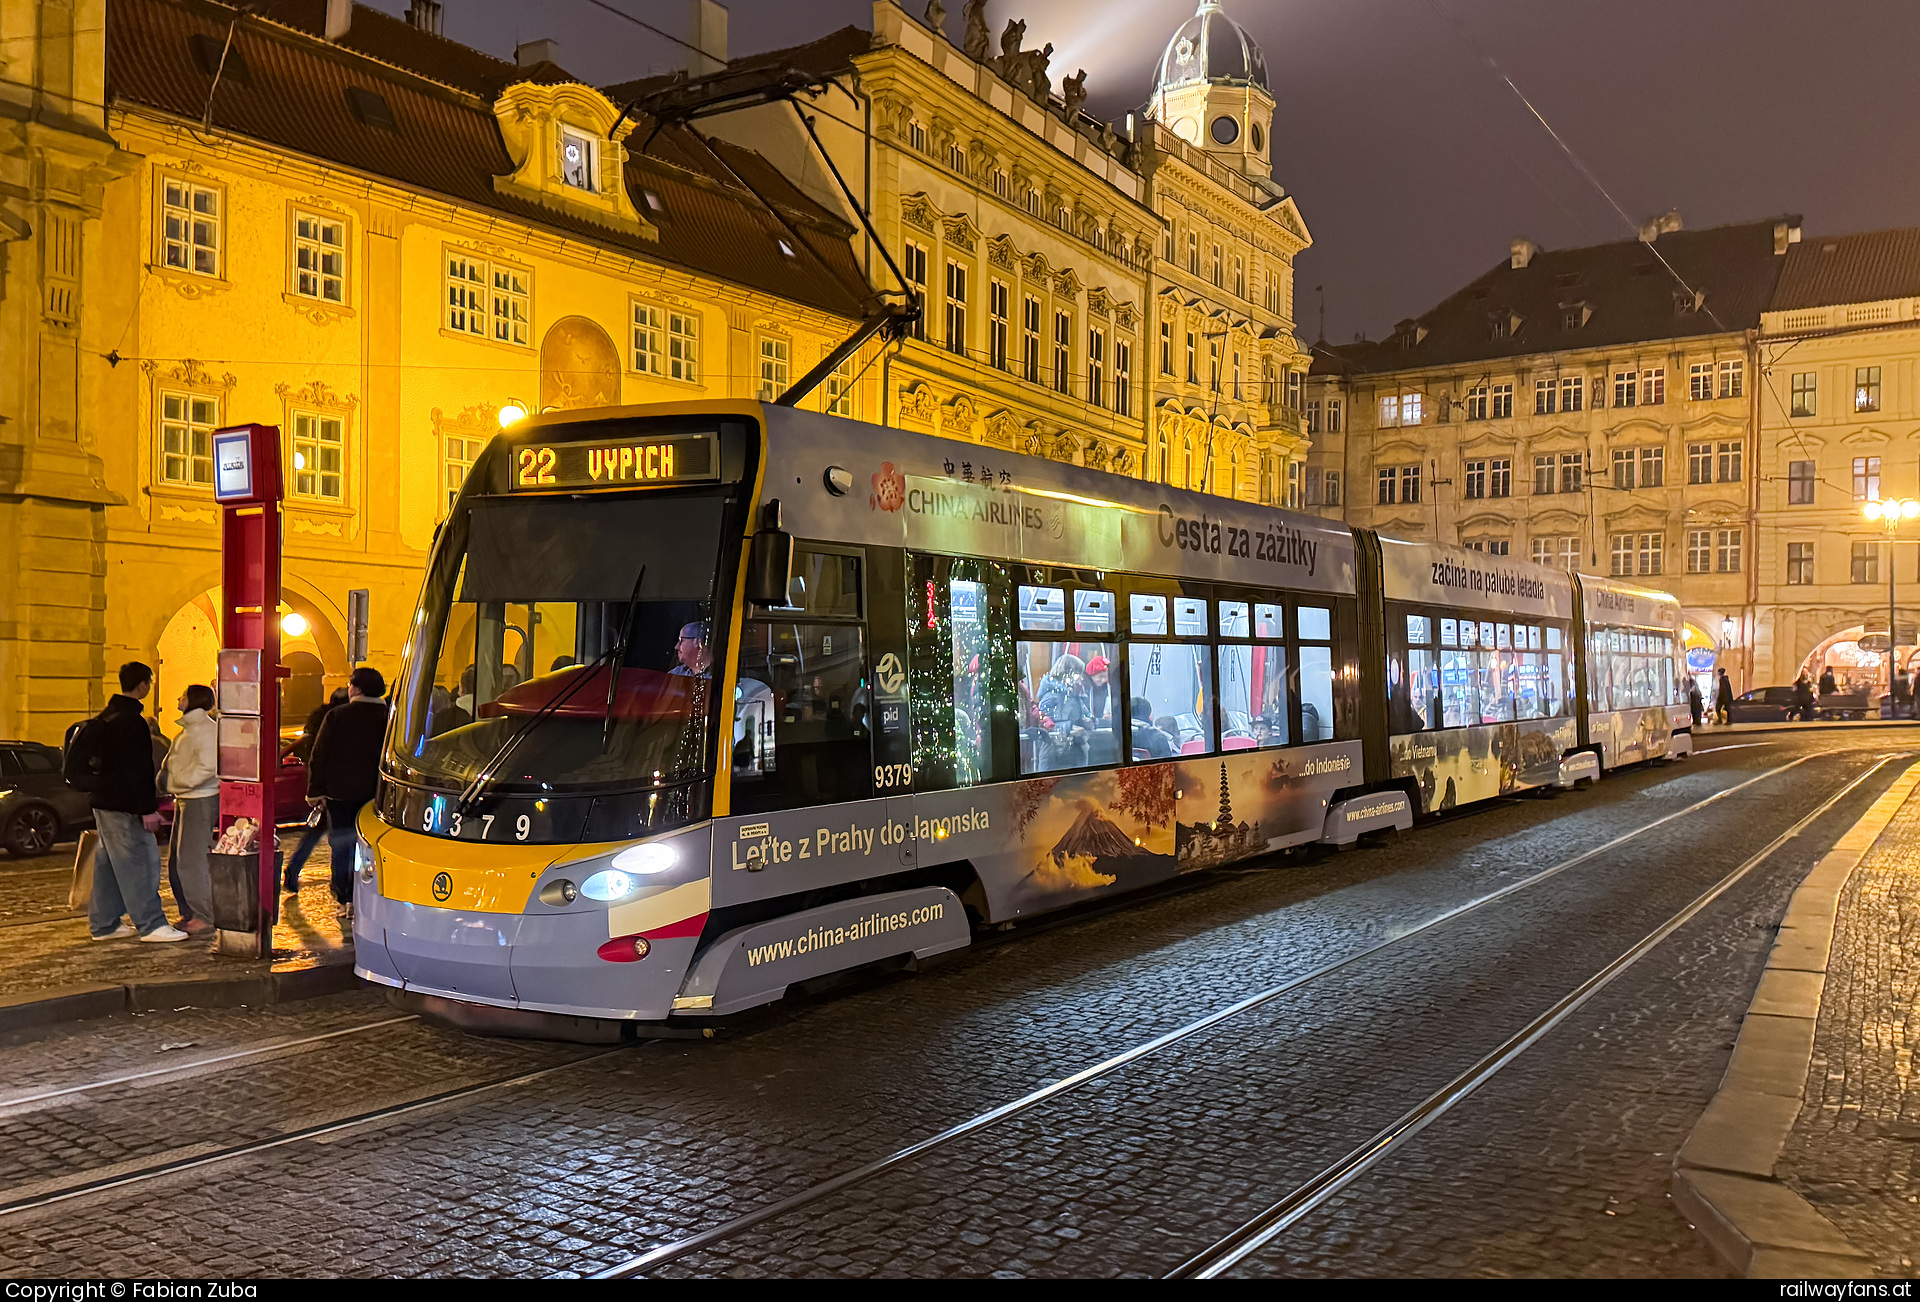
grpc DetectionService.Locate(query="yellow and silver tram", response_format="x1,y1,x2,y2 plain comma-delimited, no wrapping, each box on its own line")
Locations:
352,401,1689,1034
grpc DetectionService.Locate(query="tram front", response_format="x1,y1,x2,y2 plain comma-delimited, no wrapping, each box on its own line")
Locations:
354,404,759,1029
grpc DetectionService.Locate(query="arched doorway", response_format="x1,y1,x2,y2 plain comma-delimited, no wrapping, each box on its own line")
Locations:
1797,626,1899,695
540,316,620,412
1682,622,1718,700
155,588,344,736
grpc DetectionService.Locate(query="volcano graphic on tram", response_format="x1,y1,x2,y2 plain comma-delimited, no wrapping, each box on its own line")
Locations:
352,401,1689,1036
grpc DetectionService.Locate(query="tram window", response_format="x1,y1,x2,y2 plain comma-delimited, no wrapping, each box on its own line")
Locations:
1477,640,1513,723
1218,600,1251,638
1130,593,1168,635
1459,620,1477,649
1173,597,1209,637
1019,585,1067,632
1074,589,1116,634
1441,619,1459,648
1255,603,1283,638
1405,645,1439,729
1441,634,1474,728
1018,639,1119,773
950,578,994,785
1298,605,1332,641
772,549,862,618
1495,624,1510,649
1527,625,1542,651
1219,644,1288,748
730,622,873,813
1299,645,1336,741
1546,626,1563,651
1130,641,1215,755
1407,615,1432,646
1479,621,1495,649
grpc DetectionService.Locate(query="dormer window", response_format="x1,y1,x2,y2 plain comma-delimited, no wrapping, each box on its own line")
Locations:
560,128,596,192
643,189,664,214
776,238,795,258
1561,302,1591,331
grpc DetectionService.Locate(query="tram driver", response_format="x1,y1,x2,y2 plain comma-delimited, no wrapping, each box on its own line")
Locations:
670,621,712,677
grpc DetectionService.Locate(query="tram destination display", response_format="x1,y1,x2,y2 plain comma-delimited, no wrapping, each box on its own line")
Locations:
511,432,717,491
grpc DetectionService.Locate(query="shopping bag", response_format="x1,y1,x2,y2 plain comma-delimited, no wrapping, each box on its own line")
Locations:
68,829,98,911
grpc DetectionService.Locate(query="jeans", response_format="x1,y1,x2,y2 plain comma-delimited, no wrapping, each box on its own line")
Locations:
326,800,365,905
168,795,219,923
91,808,170,937
283,810,327,890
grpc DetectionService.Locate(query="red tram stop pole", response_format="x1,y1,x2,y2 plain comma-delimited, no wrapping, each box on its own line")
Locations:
209,424,284,959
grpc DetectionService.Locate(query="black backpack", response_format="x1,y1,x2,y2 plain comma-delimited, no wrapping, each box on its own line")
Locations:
63,706,127,792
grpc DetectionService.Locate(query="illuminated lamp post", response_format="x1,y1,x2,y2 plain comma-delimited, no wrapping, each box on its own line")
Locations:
1862,497,1920,714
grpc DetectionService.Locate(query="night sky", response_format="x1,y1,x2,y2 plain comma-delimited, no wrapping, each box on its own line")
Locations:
360,0,1920,343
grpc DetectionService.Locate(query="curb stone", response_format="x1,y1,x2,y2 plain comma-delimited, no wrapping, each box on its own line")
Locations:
0,957,361,1034
1671,761,1920,1278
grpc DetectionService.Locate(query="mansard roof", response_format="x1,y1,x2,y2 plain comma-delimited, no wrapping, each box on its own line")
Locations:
1772,226,1920,310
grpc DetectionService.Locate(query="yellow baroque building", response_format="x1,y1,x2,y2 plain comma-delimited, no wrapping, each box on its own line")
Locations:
5,0,873,741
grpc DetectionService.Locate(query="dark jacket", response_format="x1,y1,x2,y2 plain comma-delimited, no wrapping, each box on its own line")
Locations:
295,700,337,762
1715,675,1735,709
307,698,389,807
88,695,160,815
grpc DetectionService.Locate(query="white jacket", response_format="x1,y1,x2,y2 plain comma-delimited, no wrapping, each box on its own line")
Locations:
165,708,219,799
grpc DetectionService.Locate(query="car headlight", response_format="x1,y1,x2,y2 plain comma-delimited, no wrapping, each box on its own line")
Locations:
579,868,640,902
355,835,375,883
611,842,677,875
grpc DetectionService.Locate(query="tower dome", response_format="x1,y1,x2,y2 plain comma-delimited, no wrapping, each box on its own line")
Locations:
1154,1,1269,96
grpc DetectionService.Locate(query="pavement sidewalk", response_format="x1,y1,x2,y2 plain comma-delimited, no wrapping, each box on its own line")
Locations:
0,835,359,1034
1673,760,1920,1277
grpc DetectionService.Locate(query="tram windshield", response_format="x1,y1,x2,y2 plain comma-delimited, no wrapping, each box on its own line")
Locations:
388,491,729,798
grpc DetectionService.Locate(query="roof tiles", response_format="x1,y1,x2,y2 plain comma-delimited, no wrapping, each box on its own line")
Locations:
1772,227,1920,311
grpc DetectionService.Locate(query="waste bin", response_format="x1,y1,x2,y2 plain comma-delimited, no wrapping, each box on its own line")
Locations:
209,850,283,932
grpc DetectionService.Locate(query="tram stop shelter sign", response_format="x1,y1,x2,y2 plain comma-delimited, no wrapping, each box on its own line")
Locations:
212,424,284,957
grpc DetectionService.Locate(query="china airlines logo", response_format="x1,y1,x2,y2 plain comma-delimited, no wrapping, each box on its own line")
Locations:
870,462,906,513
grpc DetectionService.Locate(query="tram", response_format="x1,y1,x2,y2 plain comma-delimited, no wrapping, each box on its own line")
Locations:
353,401,1690,1034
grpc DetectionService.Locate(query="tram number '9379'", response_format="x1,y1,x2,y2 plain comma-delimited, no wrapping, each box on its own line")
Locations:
424,807,533,841
875,763,913,790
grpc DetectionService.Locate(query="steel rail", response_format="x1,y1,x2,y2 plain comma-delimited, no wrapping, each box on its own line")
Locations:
592,751,1823,1278
0,1045,632,1217
1167,752,1909,1278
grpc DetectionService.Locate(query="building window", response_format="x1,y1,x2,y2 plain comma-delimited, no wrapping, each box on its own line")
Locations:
292,211,345,302
1378,465,1420,504
1561,376,1583,412
757,337,790,401
1379,395,1400,428
1535,378,1556,415
1791,372,1817,417
1087,327,1106,408
443,432,481,514
1852,541,1880,585
1717,440,1743,482
1612,448,1636,490
908,120,927,151
1326,399,1342,433
1401,464,1421,503
1491,383,1514,419
1489,458,1511,497
1115,341,1132,418
1211,243,1223,287
1465,459,1486,499
1233,254,1245,298
1532,536,1578,568
1026,188,1041,216
158,392,218,487
290,411,344,501
1613,370,1637,408
944,260,968,356
161,178,221,277
1157,435,1170,483
1787,542,1814,585
1022,295,1042,384
1288,461,1302,509
1689,362,1713,402
1207,339,1221,392
1159,320,1172,375
1687,442,1712,485
825,360,854,417
991,169,1008,199
1185,331,1197,384
446,254,532,346
491,265,531,346
1560,452,1583,494
1788,459,1815,504
1324,470,1342,506
989,280,1010,370
1186,232,1199,276
1183,437,1195,489
1266,271,1280,313
1052,310,1072,395
1717,528,1742,573
1641,446,1664,488
903,241,928,341
631,302,663,374
1642,367,1665,405
445,253,486,336
1232,351,1243,400
1464,385,1488,421
559,127,596,191
1402,392,1423,425
1533,455,1556,495
1287,369,1302,410
947,141,967,172
666,311,699,383
1718,359,1744,399
1377,467,1393,504
1856,366,1882,412
1611,532,1663,577
1464,538,1510,555
1686,530,1711,574
1306,400,1321,434
1853,455,1881,501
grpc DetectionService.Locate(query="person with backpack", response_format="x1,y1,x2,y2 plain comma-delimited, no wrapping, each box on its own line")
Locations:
69,662,187,942
306,666,389,923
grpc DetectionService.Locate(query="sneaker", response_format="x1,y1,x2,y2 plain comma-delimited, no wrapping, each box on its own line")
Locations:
138,924,191,943
182,918,216,936
90,923,136,942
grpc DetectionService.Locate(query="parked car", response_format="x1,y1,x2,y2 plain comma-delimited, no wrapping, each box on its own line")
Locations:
1726,686,1795,724
1818,689,1871,721
0,740,92,857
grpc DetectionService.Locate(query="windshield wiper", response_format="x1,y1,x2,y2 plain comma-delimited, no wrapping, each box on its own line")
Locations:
602,566,647,753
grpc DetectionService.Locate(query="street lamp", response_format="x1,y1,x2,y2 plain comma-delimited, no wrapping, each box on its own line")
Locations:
1862,497,1920,712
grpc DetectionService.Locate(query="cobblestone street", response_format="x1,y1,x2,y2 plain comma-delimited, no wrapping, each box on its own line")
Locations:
0,733,1909,1277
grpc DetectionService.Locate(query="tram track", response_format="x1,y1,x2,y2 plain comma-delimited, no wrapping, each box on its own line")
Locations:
589,748,1855,1278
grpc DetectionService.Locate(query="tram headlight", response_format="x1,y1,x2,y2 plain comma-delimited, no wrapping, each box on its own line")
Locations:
538,878,578,906
579,868,641,902
610,842,677,875
355,835,375,884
